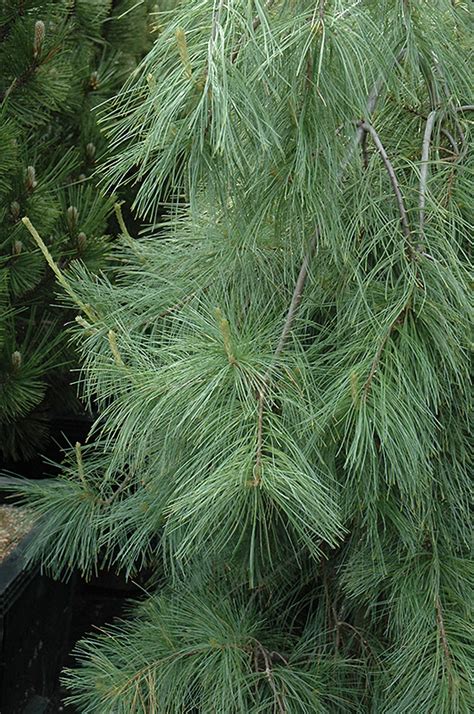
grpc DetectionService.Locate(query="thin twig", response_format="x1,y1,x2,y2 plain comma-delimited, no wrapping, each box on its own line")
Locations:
114,201,132,240
363,328,393,396
254,642,287,714
158,291,199,319
252,233,318,486
0,46,60,103
359,121,412,243
456,104,474,113
254,389,265,486
75,442,88,488
440,128,459,156
273,236,318,361
418,110,437,242
340,50,406,176
318,0,326,22
210,0,225,48
435,596,454,682
339,76,386,175
336,621,380,664
103,471,135,506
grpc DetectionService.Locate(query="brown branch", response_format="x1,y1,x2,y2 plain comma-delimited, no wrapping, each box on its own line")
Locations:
252,233,318,486
252,67,402,479
435,596,454,682
254,642,287,714
340,50,406,176
0,46,60,104
359,121,412,244
318,0,326,22
273,236,318,360
418,110,437,242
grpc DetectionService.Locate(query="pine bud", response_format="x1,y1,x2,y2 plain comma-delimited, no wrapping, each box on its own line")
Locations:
78,173,86,182
33,20,45,58
89,71,99,90
12,240,23,255
146,73,157,92
11,351,22,370
176,28,192,80
77,232,87,251
86,142,96,160
67,206,79,232
10,201,20,220
26,165,37,191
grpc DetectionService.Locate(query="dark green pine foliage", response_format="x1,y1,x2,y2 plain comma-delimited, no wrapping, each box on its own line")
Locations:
0,0,155,461
4,1,473,711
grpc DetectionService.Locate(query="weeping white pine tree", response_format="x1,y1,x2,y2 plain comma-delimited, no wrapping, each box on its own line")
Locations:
6,1,472,711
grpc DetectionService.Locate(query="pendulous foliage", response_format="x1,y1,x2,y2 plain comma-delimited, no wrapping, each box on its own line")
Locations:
3,1,472,711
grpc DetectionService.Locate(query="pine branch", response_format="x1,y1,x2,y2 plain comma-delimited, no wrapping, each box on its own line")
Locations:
319,0,326,21
0,45,61,104
211,0,225,47
435,596,454,680
273,237,318,361
418,110,437,243
340,49,406,176
252,232,318,486
254,641,287,714
358,121,412,244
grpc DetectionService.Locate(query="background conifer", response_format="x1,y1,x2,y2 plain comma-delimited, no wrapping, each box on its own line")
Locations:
0,0,155,460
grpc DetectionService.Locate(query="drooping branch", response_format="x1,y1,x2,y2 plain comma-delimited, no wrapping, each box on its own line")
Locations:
435,596,454,682
253,641,287,714
358,121,412,244
273,236,318,361
252,232,318,486
418,110,437,242
253,69,403,478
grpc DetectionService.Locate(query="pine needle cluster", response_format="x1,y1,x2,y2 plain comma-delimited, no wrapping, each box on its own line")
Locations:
4,1,472,711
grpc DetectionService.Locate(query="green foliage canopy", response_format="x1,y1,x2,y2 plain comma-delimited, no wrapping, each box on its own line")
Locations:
5,1,473,711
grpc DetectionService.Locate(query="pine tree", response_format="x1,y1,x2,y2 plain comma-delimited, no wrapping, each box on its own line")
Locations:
4,1,473,711
0,1,155,461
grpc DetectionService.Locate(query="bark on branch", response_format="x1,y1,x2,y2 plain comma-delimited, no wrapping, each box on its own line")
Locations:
418,110,437,242
358,120,412,244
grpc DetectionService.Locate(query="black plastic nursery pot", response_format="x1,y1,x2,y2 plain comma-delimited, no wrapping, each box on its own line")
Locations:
0,524,75,714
